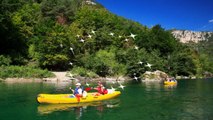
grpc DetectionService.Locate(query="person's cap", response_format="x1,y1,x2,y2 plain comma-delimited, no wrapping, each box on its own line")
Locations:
76,83,81,86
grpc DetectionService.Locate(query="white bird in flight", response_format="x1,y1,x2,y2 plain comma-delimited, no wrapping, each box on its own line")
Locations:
70,47,74,55
119,84,125,90
130,33,137,39
133,76,138,81
91,30,96,34
88,34,92,38
86,82,90,86
60,43,63,48
68,72,78,80
134,46,139,50
146,63,152,68
109,32,114,36
111,86,116,91
124,38,129,42
69,62,73,66
76,34,80,38
138,61,143,65
80,38,85,43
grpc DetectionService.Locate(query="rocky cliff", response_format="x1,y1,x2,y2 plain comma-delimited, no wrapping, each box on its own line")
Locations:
172,30,213,43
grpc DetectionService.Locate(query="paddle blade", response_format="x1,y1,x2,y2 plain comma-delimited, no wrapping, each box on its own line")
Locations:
85,87,92,92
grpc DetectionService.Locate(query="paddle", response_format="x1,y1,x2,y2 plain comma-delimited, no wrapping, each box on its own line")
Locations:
85,87,93,92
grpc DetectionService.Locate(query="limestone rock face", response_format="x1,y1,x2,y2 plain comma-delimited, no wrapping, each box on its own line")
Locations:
142,70,169,81
172,30,213,43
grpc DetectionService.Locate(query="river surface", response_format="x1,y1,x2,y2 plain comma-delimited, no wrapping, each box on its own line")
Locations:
0,79,213,120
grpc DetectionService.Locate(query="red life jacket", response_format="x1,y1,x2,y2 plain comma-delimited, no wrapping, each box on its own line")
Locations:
97,86,108,94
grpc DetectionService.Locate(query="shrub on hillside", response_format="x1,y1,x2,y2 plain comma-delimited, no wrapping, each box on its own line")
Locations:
0,55,11,66
0,66,54,79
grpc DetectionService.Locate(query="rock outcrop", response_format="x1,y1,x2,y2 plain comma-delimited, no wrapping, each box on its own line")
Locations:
142,70,169,81
172,30,213,43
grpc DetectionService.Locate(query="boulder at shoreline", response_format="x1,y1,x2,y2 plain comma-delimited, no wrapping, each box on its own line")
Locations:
142,70,169,82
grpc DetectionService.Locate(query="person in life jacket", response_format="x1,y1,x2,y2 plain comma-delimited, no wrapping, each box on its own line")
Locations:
94,81,108,95
70,83,83,102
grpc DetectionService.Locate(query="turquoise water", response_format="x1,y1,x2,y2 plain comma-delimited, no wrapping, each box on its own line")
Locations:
0,79,213,120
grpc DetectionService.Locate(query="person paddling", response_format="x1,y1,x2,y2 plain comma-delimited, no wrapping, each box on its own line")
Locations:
93,81,108,95
70,83,83,102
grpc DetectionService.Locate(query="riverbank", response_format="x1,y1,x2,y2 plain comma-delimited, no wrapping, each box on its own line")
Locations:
1,70,210,84
0,71,129,84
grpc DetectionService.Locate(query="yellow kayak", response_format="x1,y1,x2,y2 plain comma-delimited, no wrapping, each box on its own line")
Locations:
164,81,177,85
37,91,121,104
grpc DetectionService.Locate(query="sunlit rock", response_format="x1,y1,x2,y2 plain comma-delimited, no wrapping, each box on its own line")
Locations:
142,70,169,81
172,30,213,43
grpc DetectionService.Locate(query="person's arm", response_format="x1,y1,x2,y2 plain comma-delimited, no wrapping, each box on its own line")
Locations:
93,87,98,90
69,87,74,93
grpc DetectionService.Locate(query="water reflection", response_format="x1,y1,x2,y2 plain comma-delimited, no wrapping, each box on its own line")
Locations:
37,98,120,117
141,81,162,91
42,81,71,90
164,84,177,89
141,81,178,91
38,102,100,114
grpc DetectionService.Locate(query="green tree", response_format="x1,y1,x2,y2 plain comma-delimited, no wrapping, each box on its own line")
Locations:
31,21,71,70
168,46,196,76
12,3,40,39
80,48,126,77
138,25,178,57
40,0,83,24
0,0,28,64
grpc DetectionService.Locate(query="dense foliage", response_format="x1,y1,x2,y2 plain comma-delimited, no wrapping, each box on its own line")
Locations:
1,0,212,78
186,35,213,77
0,66,54,78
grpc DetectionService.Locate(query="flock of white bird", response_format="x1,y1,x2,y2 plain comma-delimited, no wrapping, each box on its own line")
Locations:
64,30,153,90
